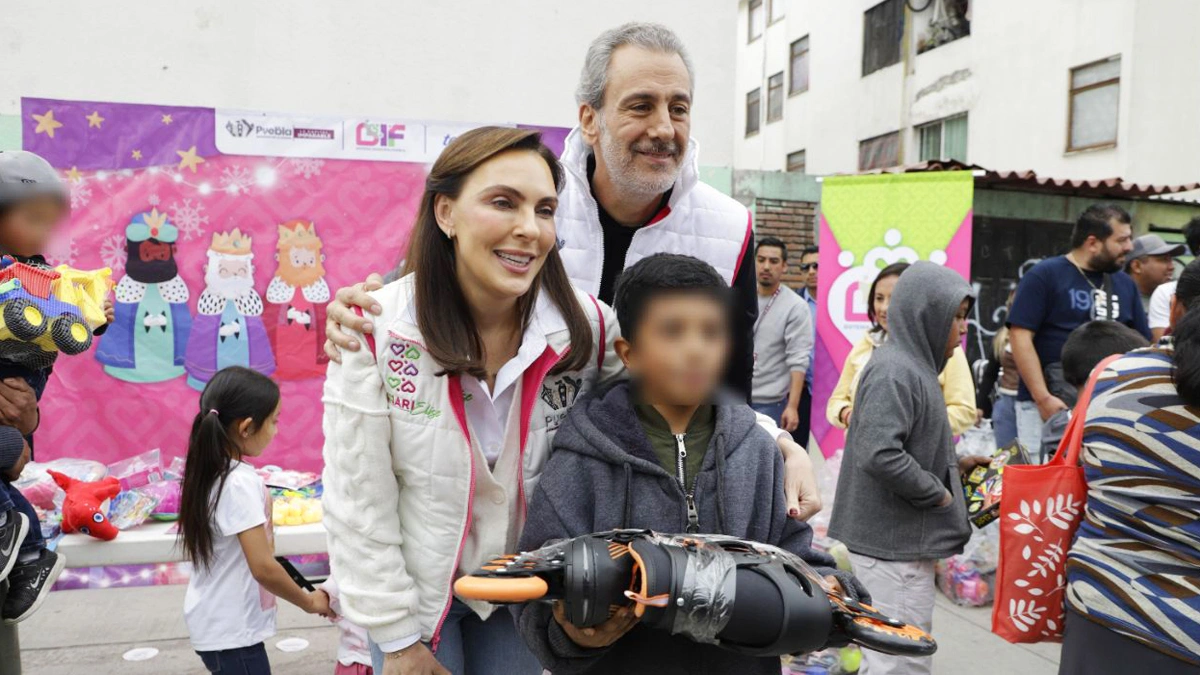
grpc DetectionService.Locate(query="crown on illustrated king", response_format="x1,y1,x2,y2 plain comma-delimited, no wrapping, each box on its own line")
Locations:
277,221,321,250
126,208,179,244
210,229,253,256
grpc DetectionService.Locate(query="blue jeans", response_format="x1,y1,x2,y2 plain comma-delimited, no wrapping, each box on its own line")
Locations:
197,642,271,674
370,599,540,675
992,394,1018,449
1015,399,1044,459
751,399,788,429
0,480,42,555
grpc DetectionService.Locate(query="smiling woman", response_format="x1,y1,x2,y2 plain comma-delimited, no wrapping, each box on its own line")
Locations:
321,126,624,675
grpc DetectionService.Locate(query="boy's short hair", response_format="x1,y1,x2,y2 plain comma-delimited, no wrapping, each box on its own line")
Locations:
756,236,787,261
1061,321,1150,387
613,253,729,341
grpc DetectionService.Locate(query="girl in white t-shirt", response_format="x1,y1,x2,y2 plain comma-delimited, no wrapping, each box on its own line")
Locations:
179,366,334,674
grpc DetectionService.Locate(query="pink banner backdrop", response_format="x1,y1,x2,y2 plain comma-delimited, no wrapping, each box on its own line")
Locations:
22,97,567,471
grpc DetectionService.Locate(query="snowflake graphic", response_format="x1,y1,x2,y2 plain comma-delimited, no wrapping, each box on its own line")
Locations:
168,198,209,241
287,158,325,179
70,183,93,210
44,234,78,265
100,234,126,273
148,193,160,207
219,166,254,192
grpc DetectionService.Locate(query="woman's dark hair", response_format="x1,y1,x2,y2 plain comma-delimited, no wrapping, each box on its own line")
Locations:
179,367,280,572
866,262,910,331
1172,259,1200,406
401,126,591,378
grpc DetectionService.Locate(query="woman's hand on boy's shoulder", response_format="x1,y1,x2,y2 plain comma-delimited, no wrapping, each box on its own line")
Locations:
553,601,638,649
324,273,386,363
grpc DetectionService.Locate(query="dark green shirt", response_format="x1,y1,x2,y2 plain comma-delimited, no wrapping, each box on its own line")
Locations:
633,404,715,492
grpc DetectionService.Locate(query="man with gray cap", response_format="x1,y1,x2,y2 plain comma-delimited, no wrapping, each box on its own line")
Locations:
1126,233,1185,312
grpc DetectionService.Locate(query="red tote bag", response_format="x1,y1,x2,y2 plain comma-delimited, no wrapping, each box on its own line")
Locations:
990,354,1122,643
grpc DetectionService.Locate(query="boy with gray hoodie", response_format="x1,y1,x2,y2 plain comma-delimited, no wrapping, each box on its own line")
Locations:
828,261,981,675
516,254,868,675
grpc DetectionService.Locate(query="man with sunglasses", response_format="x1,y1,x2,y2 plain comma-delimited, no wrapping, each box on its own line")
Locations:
794,246,819,445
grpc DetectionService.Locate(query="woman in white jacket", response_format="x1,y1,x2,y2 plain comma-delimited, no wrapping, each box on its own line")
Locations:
322,127,622,675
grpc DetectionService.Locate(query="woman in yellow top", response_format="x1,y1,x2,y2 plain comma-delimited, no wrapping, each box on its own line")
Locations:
827,262,977,435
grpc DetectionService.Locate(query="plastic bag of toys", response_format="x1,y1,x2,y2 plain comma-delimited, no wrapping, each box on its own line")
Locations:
15,457,108,510
107,449,163,491
935,521,999,607
107,488,162,531
141,480,182,521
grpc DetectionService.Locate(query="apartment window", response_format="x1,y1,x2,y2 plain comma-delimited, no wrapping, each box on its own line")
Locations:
858,131,900,171
863,0,904,76
746,88,761,136
749,0,765,42
769,0,785,23
786,150,806,173
918,114,968,162
1068,56,1120,151
767,72,785,123
790,36,810,94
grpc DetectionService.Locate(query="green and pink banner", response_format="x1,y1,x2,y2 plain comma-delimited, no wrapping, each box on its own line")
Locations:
813,172,973,458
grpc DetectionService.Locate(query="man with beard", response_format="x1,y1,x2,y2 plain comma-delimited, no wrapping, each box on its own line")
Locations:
95,208,193,383
1007,204,1150,451
264,221,329,379
751,237,812,432
322,23,823,523
184,228,274,390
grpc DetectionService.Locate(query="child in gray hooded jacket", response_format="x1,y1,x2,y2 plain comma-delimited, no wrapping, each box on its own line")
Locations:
828,260,981,675
516,254,867,675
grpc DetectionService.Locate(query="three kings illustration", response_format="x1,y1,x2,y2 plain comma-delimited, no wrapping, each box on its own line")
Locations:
95,209,193,383
184,229,275,390
264,221,330,380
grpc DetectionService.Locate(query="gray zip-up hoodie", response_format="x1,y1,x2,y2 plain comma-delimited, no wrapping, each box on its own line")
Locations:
828,261,975,561
515,381,847,675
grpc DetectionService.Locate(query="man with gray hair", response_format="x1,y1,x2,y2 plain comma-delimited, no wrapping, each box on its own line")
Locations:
323,22,820,510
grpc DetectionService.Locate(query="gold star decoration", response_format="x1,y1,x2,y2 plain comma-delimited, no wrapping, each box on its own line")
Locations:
131,149,143,161
65,167,82,184
161,114,173,125
176,145,206,173
31,110,63,139
85,111,105,129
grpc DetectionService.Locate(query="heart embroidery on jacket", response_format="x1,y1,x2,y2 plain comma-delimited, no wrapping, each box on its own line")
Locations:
403,363,419,377
386,375,401,389
387,359,404,373
400,380,417,394
390,342,405,356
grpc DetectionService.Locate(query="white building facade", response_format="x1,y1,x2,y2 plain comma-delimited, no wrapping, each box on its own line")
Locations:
735,0,1200,185
1,0,738,164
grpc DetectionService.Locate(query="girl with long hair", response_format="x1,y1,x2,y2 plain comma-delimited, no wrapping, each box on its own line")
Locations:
1062,259,1200,673
179,366,333,674
825,262,977,434
322,127,621,675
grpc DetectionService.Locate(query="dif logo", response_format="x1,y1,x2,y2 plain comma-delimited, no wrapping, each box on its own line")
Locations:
355,122,407,149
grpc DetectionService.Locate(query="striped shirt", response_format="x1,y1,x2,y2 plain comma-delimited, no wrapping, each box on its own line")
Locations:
1067,342,1200,666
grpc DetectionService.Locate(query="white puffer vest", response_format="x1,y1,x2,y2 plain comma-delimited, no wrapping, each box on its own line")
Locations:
322,274,622,650
554,127,754,292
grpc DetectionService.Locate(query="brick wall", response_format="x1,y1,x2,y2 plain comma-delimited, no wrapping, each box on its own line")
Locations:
752,198,817,287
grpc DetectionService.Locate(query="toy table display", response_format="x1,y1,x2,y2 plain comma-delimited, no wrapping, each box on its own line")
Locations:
56,520,327,567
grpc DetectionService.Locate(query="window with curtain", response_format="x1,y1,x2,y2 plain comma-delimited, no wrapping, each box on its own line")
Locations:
746,88,761,136
918,114,968,162
1068,56,1120,151
749,0,765,42
767,72,784,123
786,150,806,173
858,131,900,170
790,36,810,94
862,0,903,76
